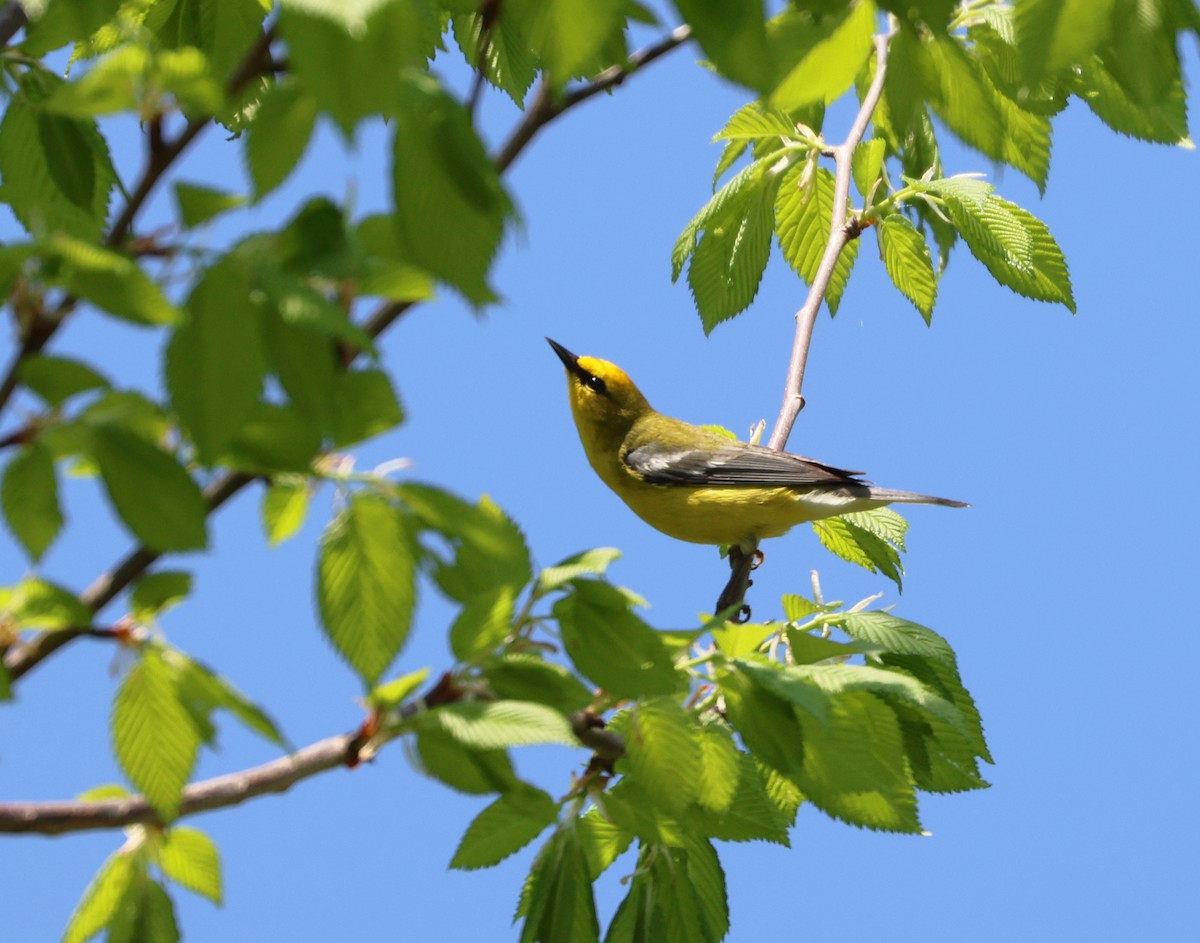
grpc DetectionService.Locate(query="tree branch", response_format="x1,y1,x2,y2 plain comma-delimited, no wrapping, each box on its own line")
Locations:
3,26,694,687
767,32,892,452
0,1,26,46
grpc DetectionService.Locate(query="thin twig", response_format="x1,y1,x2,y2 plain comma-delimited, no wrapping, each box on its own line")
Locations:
767,32,892,452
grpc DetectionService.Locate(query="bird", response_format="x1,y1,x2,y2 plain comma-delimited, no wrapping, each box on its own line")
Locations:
547,337,966,551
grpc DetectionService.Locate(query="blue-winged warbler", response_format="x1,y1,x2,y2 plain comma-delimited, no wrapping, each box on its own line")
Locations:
548,338,965,550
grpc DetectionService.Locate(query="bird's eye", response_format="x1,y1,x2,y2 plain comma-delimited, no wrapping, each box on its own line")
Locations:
584,374,607,395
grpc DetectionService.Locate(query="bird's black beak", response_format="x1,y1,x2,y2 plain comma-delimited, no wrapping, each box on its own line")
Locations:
546,337,580,372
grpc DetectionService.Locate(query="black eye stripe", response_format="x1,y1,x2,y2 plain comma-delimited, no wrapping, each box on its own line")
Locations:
584,374,607,394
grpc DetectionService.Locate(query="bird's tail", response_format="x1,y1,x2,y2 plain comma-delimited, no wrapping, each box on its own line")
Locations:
865,487,969,508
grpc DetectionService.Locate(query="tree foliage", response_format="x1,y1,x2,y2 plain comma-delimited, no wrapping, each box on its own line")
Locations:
0,1,1195,940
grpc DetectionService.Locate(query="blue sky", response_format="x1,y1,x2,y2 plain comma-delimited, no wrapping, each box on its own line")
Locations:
3,14,1199,943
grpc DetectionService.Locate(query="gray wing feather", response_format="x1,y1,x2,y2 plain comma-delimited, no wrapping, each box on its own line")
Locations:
624,441,870,489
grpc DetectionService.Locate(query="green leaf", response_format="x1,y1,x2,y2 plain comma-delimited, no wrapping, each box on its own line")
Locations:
174,182,245,228
792,661,966,731
416,729,517,795
368,666,429,711
166,258,265,462
785,627,858,665
519,828,599,943
709,621,774,658
577,808,634,880
168,648,287,747
622,699,702,816
109,874,180,943
882,652,990,761
421,700,576,749
687,172,776,333
89,425,208,552
244,79,319,199
839,610,956,664
158,827,222,904
713,101,797,142
672,0,771,91
2,441,63,562
717,663,808,777
256,267,377,354
1016,0,1116,79
282,0,442,135
812,513,905,589
63,849,138,943
554,581,682,699
918,32,1005,160
21,0,123,57
695,723,740,813
535,547,622,596
260,311,338,435
507,0,627,87
673,160,764,280
17,354,109,407
927,182,1075,311
112,646,201,821
450,584,517,662
0,577,90,629
46,234,182,327
317,491,416,686
775,162,858,314
697,751,791,844
876,212,937,323
399,484,532,604
130,571,192,620
352,214,437,302
1074,52,1191,144
222,402,322,473
451,10,539,108
480,654,594,715
451,786,559,870
391,73,514,305
732,656,831,726
261,478,311,546
768,0,876,112
606,838,728,943
330,369,405,448
852,137,886,201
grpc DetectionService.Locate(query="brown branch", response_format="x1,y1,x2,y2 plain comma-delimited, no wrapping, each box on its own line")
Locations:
4,26,693,688
767,32,893,452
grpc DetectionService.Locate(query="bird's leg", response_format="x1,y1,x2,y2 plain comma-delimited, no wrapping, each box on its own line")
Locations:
716,542,759,622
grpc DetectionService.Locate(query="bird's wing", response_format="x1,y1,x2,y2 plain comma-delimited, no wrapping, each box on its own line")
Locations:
624,439,870,488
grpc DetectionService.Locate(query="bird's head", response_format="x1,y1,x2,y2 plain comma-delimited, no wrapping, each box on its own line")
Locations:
546,338,651,436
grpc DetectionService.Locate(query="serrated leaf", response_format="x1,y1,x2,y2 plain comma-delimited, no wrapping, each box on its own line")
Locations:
47,234,181,327
112,646,200,821
507,0,626,87
391,73,513,305
717,663,808,777
672,160,766,281
768,0,876,111
166,258,265,462
876,212,937,322
1074,52,1191,144
623,699,702,816
451,786,559,870
2,441,63,561
554,581,682,699
158,827,222,904
415,729,517,795
317,490,416,686
18,354,109,407
577,808,633,880
173,182,245,228
1016,0,1116,79
452,10,539,108
839,611,955,664
450,584,517,662
812,514,905,589
930,185,1075,311
168,649,287,747
261,478,310,545
791,662,965,730
89,425,208,552
775,162,858,314
852,137,886,201
130,571,192,621
423,700,576,749
698,751,791,845
713,101,797,142
732,656,831,726
480,654,594,715
244,79,318,199
63,849,138,943
535,547,621,596
519,828,599,943
785,627,858,665
919,31,1005,160
695,723,740,813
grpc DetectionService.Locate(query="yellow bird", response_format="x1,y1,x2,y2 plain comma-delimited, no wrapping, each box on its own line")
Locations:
548,338,966,550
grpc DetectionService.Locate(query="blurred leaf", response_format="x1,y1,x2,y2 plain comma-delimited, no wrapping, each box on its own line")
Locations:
852,137,886,201
18,355,109,407
452,10,539,107
450,584,517,662
451,786,559,870
112,646,200,821
2,442,63,562
244,79,319,199
352,214,437,302
1016,0,1116,79
330,370,405,447
368,666,429,711
577,808,633,880
46,234,181,327
696,751,791,844
158,827,222,904
518,828,599,943
421,700,576,749
90,425,208,552
0,577,90,629
391,73,514,304
672,0,771,91
415,729,517,795
507,0,626,86
623,699,702,816
785,627,857,665
768,0,875,112
534,547,621,596
130,571,192,621
1074,52,1191,144
166,259,265,462
169,648,287,747
554,581,682,699
318,491,416,686
261,478,311,545
174,182,245,228
21,0,123,57
62,848,138,943
222,402,322,473
480,654,594,715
